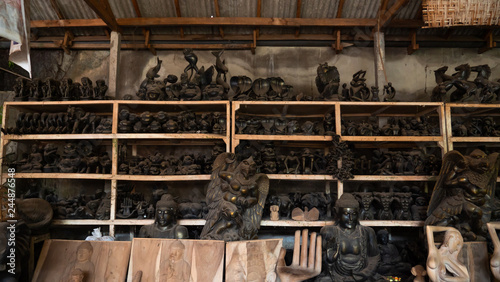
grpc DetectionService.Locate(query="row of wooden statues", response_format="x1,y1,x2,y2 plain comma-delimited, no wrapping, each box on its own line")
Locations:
5,106,112,135
12,141,111,174
452,116,500,137
342,116,440,137
13,77,109,101
118,108,227,134
432,64,500,103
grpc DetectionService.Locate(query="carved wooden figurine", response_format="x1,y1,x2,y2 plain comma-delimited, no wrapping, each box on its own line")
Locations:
201,153,269,241
426,225,469,282
426,149,500,241
138,194,188,239
317,193,380,282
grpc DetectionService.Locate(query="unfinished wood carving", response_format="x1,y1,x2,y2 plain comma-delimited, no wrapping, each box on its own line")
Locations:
128,238,224,282
226,239,282,281
32,240,131,282
426,225,469,282
487,222,500,281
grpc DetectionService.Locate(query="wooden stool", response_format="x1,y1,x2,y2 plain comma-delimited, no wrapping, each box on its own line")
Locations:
29,233,50,281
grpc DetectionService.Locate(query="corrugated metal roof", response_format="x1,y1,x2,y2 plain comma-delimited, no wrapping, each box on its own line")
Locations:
30,0,60,21
343,0,380,19
109,0,136,18
302,0,339,19
56,0,97,19
218,0,257,35
136,0,177,17
23,0,498,47
395,0,421,19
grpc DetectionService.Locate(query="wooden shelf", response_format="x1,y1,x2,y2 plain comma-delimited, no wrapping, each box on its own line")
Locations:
73,219,424,228
6,173,113,179
350,175,438,181
267,174,336,180
450,137,500,143
3,134,114,140
340,136,443,142
114,174,212,181
115,133,227,140
234,134,333,142
52,219,112,225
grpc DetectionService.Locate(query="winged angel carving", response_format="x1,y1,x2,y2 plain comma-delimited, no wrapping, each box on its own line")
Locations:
425,149,500,241
201,153,269,241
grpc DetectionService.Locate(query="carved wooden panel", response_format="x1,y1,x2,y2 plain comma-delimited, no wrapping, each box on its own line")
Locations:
128,238,224,282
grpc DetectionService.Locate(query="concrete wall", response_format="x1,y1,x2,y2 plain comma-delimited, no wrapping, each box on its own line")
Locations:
12,46,500,101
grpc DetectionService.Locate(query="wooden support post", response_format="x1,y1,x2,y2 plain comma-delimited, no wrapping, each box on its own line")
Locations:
61,30,74,55
407,29,419,55
479,30,496,54
251,29,257,54
373,31,386,89
108,31,121,98
334,29,343,54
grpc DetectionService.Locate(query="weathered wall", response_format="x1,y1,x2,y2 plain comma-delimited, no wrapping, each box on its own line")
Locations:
3,46,500,101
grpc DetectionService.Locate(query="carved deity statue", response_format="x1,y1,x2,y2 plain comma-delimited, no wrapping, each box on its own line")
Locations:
138,194,188,239
315,63,340,100
317,193,380,281
425,149,500,241
201,153,269,241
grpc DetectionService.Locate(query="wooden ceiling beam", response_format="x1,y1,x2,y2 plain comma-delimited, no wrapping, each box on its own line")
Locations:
49,0,75,54
130,0,155,55
32,17,379,28
295,0,302,37
375,0,409,31
83,0,121,32
336,0,345,18
22,33,500,46
255,0,262,39
214,0,224,38
173,0,184,38
131,0,142,17
30,42,253,50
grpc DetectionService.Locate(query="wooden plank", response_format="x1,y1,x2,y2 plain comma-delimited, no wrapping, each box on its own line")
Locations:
4,134,114,140
340,136,443,142
295,0,302,37
114,174,211,181
173,0,184,37
267,174,336,180
108,31,121,98
116,133,227,139
451,137,500,143
130,0,142,17
31,17,378,28
6,173,113,179
83,0,121,32
349,175,438,181
235,134,333,142
52,219,113,225
213,0,224,37
336,0,345,18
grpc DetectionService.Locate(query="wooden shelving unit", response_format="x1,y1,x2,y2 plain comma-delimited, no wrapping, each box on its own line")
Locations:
444,103,500,151
232,101,446,228
3,100,483,234
1,101,230,236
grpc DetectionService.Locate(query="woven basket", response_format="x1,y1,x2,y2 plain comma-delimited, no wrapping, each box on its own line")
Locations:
422,0,500,28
